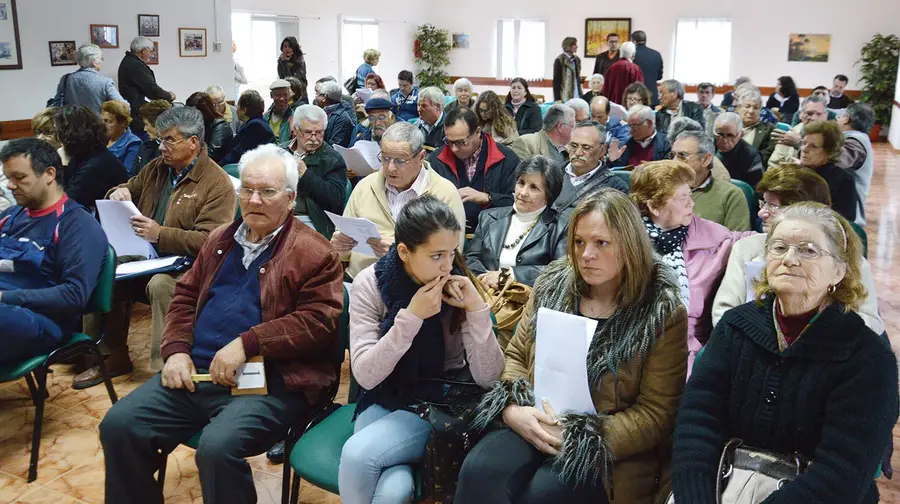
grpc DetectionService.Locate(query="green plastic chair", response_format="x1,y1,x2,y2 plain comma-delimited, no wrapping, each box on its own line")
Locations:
221,163,240,179
0,245,119,482
730,179,758,231
849,222,868,259
611,170,632,192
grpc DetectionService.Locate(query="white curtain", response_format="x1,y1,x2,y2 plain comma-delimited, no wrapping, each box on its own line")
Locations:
498,19,546,80
673,19,732,85
342,19,379,84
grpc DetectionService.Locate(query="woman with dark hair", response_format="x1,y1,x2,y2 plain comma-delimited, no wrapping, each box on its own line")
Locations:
185,91,234,163
277,36,307,82
766,76,800,119
220,90,276,166
338,195,504,504
132,99,172,174
624,81,652,110
53,105,128,211
475,90,519,146
800,120,859,222
457,188,688,504
284,76,309,106
505,78,542,135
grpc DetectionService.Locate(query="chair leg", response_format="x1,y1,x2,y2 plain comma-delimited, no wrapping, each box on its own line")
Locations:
23,373,38,404
93,345,118,404
157,450,167,493
27,369,48,483
281,445,291,504
290,474,301,504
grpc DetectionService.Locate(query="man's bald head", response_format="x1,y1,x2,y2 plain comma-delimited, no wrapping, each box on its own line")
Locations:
590,95,611,124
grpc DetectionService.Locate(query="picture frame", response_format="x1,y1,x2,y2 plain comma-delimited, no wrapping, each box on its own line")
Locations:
138,14,160,38
178,27,207,57
48,40,77,66
90,23,119,49
147,41,159,65
788,33,831,62
0,0,23,70
584,18,632,58
452,33,470,49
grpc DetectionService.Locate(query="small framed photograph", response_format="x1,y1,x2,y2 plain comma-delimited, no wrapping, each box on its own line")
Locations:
90,23,119,48
138,14,159,38
178,27,206,57
48,40,77,66
147,41,159,65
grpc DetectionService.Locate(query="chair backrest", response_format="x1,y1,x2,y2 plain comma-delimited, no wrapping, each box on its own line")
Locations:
85,245,117,314
222,163,240,179
325,285,352,403
730,179,758,231
345,179,352,205
850,222,868,259
611,170,632,191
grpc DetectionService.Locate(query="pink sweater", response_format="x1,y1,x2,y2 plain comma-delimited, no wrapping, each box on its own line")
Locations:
349,265,505,390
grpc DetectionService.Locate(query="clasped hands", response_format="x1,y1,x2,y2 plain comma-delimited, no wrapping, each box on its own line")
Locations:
161,338,247,392
503,399,564,455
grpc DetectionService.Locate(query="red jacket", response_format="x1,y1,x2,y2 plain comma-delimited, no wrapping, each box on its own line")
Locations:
601,59,645,106
160,214,345,405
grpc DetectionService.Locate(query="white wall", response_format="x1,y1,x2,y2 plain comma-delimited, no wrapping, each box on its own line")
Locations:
0,0,233,122
889,55,900,149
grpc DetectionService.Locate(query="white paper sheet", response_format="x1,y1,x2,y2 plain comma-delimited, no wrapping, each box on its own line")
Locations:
95,200,157,259
325,211,381,256
236,361,266,390
115,256,182,278
334,140,382,178
356,88,374,105
745,260,765,302
533,307,598,416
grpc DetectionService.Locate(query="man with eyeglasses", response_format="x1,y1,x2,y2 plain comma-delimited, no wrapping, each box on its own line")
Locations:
286,104,348,239
101,143,344,504
509,103,575,167
609,104,671,168
713,111,763,188
206,84,242,134
428,107,519,233
552,121,628,215
332,122,465,279
263,79,299,144
350,97,396,147
768,95,829,169
75,107,237,389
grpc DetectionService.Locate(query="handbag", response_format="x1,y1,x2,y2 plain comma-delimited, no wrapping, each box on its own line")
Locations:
665,438,810,504
47,73,70,107
479,268,531,349
344,75,359,94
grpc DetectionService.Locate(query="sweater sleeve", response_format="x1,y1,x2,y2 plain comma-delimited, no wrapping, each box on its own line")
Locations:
837,137,867,171
1,210,108,312
711,244,750,328
457,306,505,386
134,65,171,101
722,189,751,231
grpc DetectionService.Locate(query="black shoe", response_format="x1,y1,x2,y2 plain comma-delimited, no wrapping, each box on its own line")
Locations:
266,439,285,464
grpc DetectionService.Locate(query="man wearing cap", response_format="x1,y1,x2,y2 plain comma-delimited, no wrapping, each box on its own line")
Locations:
263,79,299,144
351,97,396,147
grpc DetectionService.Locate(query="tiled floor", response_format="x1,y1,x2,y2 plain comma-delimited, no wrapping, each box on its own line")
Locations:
1,144,899,503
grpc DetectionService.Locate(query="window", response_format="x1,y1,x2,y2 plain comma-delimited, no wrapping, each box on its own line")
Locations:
496,19,546,80
231,13,299,105
672,19,732,85
341,18,379,84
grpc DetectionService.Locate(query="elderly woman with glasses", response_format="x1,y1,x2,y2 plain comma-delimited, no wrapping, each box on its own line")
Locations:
711,164,883,334
733,84,775,164
799,120,859,223
630,160,754,377
673,202,897,504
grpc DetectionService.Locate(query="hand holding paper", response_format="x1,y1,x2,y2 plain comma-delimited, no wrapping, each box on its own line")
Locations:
533,307,597,416
96,200,158,258
325,211,382,256
334,141,382,178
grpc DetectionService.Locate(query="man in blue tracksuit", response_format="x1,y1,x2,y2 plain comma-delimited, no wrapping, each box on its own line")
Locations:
0,138,109,364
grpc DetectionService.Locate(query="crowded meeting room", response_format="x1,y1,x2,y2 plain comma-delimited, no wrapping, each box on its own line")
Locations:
2,0,900,502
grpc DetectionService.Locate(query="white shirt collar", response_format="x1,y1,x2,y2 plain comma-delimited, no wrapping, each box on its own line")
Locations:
565,162,604,187
387,166,429,197
638,131,657,148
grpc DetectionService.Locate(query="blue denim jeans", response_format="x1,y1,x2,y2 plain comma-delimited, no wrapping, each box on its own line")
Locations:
338,404,431,504
0,304,63,364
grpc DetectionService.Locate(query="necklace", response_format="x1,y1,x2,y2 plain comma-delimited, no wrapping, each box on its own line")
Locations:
579,296,617,319
503,219,539,250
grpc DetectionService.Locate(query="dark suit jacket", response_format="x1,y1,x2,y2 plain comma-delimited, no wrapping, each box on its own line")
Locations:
633,45,664,105
466,206,567,286
220,117,277,166
610,133,671,168
506,101,543,136
655,100,707,137
552,165,629,214
117,51,171,134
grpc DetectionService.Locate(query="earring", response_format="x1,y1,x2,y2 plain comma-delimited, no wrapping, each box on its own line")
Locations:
827,284,836,295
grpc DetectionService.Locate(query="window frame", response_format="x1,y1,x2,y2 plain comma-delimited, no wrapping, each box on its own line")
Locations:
496,18,547,80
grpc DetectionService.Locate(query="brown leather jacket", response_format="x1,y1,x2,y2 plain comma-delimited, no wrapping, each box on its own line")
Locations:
160,215,345,405
107,147,237,257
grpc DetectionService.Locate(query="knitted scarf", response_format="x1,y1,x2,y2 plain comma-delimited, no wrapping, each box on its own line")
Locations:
644,216,691,308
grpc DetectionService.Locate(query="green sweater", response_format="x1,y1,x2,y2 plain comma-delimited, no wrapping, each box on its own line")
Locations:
691,177,750,231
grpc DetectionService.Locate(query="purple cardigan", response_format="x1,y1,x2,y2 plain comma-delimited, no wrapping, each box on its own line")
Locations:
684,214,755,376
348,265,505,390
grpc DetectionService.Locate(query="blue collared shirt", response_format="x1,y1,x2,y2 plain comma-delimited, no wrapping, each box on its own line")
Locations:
170,155,200,188
53,68,127,114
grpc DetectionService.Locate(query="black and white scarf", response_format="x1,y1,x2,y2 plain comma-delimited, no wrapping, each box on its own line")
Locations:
643,215,691,308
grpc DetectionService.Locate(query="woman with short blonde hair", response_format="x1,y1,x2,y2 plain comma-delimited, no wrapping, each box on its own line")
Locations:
32,107,61,149
355,48,382,89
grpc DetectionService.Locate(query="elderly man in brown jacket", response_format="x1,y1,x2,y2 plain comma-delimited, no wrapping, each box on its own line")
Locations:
100,144,344,503
76,107,237,388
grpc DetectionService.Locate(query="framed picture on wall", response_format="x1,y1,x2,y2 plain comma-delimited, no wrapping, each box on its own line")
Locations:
48,41,77,66
584,18,631,58
148,41,159,65
179,27,207,57
138,14,159,38
0,0,23,70
90,24,119,49
788,33,831,62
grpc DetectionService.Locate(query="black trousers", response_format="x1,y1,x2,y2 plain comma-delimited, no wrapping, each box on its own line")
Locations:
100,373,309,504
455,428,610,504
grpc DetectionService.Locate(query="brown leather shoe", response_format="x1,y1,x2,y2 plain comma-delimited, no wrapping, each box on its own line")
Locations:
72,353,133,390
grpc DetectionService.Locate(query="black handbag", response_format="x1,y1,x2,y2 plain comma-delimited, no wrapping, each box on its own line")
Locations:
344,75,359,94
47,73,70,107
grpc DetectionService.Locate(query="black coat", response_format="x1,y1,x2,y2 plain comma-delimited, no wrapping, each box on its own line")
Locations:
65,149,129,211
220,117,276,166
610,133,671,169
325,101,355,148
277,57,307,81
551,165,629,214
132,139,160,175
716,139,764,188
813,162,859,223
633,45,664,106
206,119,234,164
466,206,567,286
506,101,543,136
117,52,171,134
765,94,800,119
655,100,707,137
428,133,519,233
294,143,348,239
672,299,898,504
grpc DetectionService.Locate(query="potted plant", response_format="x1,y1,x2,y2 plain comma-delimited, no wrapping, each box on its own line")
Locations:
414,23,452,91
855,33,900,141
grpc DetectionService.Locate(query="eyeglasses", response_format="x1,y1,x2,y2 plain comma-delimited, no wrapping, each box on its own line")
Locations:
367,113,391,122
298,128,325,138
758,199,781,212
236,187,285,201
447,132,475,148
715,132,739,141
378,150,422,167
766,240,832,260
160,137,189,149
668,150,699,161
567,142,597,153
801,141,824,150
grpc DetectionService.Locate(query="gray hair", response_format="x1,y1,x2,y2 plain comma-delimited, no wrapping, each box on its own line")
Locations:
619,41,636,60
590,73,605,86
843,102,875,133
565,98,590,117
714,111,742,131
666,116,703,144
292,104,328,127
542,104,575,132
574,120,608,145
237,143,299,194
453,78,473,94
205,84,226,98
419,86,445,107
626,104,654,124
735,84,762,107
514,155,564,205
155,107,205,145
319,81,343,102
802,94,828,108
675,130,714,156
130,36,154,53
734,76,751,87
76,44,102,69
381,122,425,154
660,79,685,99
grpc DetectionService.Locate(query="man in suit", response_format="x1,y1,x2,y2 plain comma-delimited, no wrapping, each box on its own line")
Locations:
553,37,583,103
656,79,706,135
553,121,628,215
118,36,176,137
630,30,663,106
509,104,575,168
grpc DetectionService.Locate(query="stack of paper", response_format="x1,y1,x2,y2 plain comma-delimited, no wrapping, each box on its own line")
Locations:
115,256,183,279
356,88,374,105
334,140,382,178
533,307,597,415
96,200,157,259
325,211,381,256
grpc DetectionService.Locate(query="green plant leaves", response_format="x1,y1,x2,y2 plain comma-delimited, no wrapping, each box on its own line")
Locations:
855,33,900,126
415,23,452,91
